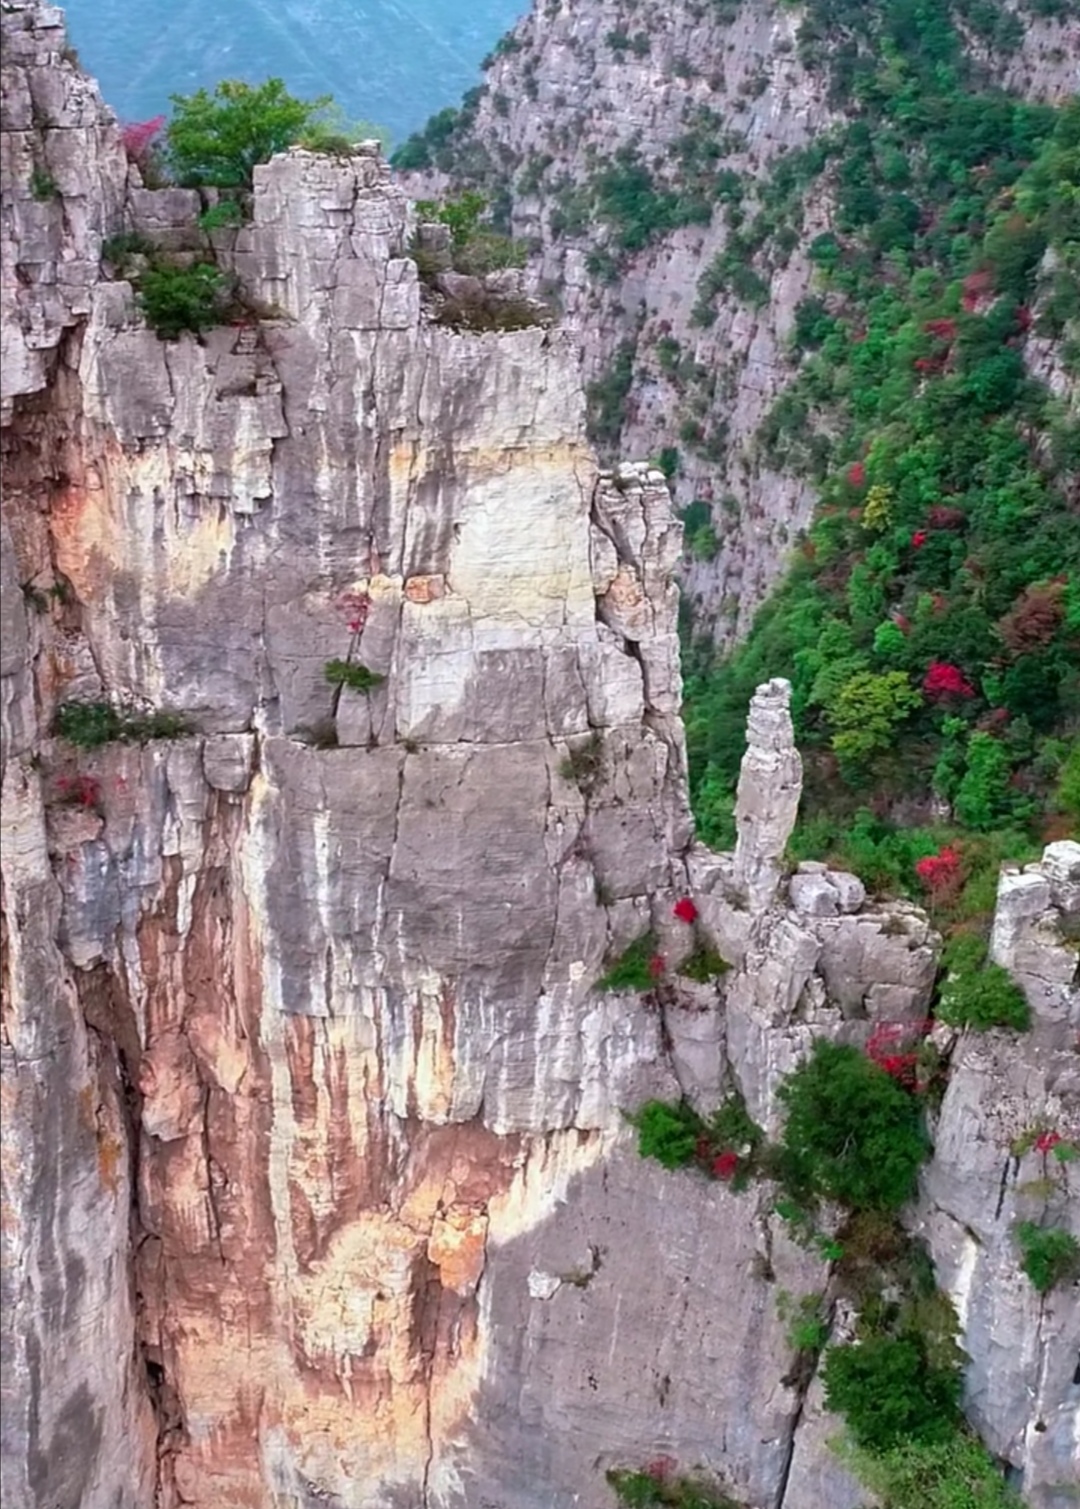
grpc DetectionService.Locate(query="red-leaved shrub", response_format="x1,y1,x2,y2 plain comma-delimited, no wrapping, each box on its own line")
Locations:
923,661,974,698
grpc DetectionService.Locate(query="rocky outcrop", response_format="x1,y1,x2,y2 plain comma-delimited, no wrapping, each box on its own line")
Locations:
2,8,1078,1509
921,842,1079,1509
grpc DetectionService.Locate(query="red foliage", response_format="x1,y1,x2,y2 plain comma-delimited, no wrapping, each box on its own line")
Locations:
121,115,166,162
337,590,371,635
960,271,994,313
1015,305,1033,332
913,355,945,373
915,846,962,897
673,897,698,924
645,1457,677,1482
891,612,912,634
712,1150,740,1181
866,1020,932,1090
54,773,101,808
927,505,966,530
923,661,974,698
997,581,1065,654
962,270,993,296
911,530,928,549
923,317,957,340
847,461,866,487
648,953,666,980
1035,1131,1062,1155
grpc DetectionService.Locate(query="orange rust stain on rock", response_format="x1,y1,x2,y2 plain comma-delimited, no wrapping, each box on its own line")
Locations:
403,573,446,604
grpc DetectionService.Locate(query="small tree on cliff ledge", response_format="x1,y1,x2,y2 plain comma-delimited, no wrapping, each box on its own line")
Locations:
166,79,331,189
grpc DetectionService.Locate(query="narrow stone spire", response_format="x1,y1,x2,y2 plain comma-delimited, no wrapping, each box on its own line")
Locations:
732,678,803,912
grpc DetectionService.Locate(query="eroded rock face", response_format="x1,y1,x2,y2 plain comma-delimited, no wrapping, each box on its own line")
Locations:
2,9,1078,1509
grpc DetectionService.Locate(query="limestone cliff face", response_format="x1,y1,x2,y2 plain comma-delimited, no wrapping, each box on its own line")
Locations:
1,7,1078,1509
401,0,1079,646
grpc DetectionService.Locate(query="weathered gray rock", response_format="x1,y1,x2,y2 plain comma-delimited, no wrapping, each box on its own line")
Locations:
990,845,1080,1026
732,677,802,913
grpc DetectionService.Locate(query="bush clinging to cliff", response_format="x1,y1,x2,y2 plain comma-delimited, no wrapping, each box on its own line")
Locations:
775,1040,929,1213
137,261,228,340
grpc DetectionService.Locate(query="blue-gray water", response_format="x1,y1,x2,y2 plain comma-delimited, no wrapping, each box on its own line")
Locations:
62,0,526,145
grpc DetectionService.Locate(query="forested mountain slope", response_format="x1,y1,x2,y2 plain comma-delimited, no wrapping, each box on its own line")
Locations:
397,0,1079,905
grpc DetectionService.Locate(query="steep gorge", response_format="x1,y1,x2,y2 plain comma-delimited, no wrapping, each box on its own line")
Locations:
1,5,1078,1509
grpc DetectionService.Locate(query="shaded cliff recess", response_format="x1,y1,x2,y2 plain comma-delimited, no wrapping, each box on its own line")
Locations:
1,4,1078,1509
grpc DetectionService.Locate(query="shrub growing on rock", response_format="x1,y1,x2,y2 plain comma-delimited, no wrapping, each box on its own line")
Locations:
323,659,384,693
821,1334,961,1453
53,701,190,748
137,262,227,340
837,1430,1024,1509
936,935,1031,1031
596,933,659,992
1015,1222,1080,1293
629,1100,704,1170
775,1039,929,1213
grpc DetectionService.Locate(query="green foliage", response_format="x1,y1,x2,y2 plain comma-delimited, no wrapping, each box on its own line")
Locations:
30,166,59,200
590,144,712,253
681,40,1079,857
1056,742,1080,818
391,106,462,172
836,1430,1024,1509
413,192,527,281
596,932,659,992
953,734,1027,831
822,1335,962,1454
679,501,720,563
587,340,636,449
197,199,244,232
678,945,730,983
53,701,191,748
629,1098,704,1169
100,231,154,267
1015,1222,1080,1293
606,1467,739,1509
297,105,389,156
775,1039,930,1213
937,935,1031,1031
166,78,332,188
137,262,227,340
323,659,384,693
825,670,923,770
629,1090,763,1190
777,1290,831,1353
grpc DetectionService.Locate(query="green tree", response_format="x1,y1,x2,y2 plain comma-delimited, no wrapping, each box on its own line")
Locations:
953,733,1018,830
822,1335,961,1453
931,716,969,804
1055,741,1080,818
775,1040,929,1213
166,78,332,189
826,670,922,768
